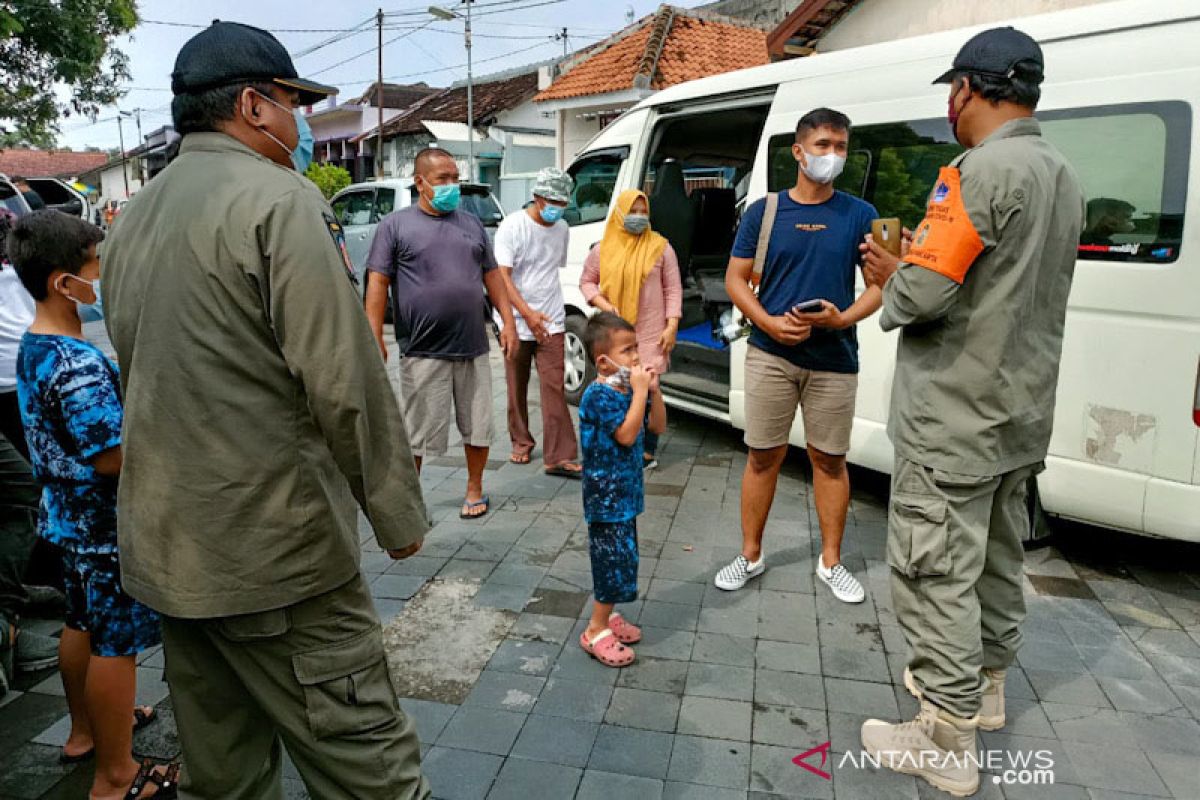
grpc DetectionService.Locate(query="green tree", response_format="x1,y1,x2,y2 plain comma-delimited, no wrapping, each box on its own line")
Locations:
0,1,139,147
304,161,352,199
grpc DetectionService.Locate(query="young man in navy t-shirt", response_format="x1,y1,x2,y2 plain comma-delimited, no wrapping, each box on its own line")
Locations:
714,108,881,605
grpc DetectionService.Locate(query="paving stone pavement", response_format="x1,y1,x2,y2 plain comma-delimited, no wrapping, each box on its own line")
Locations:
2,340,1199,799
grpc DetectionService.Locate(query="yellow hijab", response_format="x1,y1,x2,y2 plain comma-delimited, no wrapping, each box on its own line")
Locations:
599,189,667,325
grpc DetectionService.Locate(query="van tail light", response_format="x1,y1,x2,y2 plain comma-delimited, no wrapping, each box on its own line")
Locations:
1194,357,1200,427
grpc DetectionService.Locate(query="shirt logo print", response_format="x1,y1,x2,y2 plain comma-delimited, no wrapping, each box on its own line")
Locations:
795,223,828,232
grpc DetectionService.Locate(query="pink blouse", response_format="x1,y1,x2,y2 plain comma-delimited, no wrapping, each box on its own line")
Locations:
580,243,683,373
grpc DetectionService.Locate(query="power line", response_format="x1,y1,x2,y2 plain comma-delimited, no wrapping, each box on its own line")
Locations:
338,38,555,87
307,20,434,78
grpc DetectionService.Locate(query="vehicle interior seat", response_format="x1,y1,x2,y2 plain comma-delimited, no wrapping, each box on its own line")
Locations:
648,160,694,284
688,187,738,306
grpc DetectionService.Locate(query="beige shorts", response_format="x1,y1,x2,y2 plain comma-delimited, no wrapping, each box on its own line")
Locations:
743,345,857,454
399,353,494,457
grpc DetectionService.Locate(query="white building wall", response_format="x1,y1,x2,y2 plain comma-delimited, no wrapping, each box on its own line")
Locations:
99,161,142,203
818,0,1107,51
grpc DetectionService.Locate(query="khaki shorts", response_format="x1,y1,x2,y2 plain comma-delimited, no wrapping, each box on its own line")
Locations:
743,345,857,454
399,353,494,457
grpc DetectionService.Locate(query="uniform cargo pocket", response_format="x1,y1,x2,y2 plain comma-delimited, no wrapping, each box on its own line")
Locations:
293,628,397,740
888,494,951,579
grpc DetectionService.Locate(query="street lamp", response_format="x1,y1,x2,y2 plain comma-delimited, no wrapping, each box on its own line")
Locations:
429,2,474,182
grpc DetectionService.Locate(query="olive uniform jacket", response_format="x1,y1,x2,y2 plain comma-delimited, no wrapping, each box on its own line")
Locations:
881,117,1086,477
103,133,428,618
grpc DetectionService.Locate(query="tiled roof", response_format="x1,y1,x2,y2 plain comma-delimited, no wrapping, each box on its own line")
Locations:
534,5,769,102
0,149,108,179
766,0,868,58
348,82,437,108
355,71,539,143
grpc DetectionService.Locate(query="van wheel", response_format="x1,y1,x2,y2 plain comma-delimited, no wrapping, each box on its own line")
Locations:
1023,477,1055,549
564,315,594,406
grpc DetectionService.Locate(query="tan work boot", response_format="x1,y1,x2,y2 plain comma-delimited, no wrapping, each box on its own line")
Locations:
903,666,1006,731
861,699,980,797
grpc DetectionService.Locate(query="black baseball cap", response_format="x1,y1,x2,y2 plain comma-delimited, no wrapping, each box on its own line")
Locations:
171,20,337,105
933,26,1044,84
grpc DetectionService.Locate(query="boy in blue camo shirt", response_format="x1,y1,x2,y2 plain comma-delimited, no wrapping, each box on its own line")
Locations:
10,211,178,799
577,312,666,668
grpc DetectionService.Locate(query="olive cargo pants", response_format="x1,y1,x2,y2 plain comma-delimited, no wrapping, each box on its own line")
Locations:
887,456,1040,719
161,574,429,800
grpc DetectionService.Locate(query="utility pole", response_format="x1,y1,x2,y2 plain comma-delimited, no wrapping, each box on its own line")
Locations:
376,8,385,178
428,2,473,181
132,108,144,183
465,0,474,184
557,27,568,58
116,114,130,198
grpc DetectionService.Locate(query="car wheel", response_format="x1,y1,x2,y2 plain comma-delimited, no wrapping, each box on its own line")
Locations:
1022,476,1055,548
564,314,594,406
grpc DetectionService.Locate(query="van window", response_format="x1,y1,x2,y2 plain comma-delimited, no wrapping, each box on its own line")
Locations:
1042,102,1188,263
764,101,1189,264
564,148,627,226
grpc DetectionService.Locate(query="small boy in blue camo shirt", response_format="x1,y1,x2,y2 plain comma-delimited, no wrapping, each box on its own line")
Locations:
10,211,177,798
578,312,666,668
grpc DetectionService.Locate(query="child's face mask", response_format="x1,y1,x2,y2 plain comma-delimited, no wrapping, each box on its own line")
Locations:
597,355,631,390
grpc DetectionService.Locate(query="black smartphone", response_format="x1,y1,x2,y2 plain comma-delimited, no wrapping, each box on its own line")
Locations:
790,299,824,315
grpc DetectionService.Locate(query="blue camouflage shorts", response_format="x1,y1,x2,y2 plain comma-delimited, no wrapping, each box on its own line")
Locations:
62,550,161,657
588,519,639,605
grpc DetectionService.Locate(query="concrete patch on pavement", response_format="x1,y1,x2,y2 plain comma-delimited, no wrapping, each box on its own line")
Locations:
383,578,516,704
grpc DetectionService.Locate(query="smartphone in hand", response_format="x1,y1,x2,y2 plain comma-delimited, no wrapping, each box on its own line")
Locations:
871,218,903,257
790,299,824,315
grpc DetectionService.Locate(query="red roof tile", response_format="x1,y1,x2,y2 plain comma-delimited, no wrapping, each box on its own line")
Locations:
0,149,108,179
534,6,768,102
354,71,540,143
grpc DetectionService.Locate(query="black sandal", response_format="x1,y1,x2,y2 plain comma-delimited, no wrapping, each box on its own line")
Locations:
124,759,181,799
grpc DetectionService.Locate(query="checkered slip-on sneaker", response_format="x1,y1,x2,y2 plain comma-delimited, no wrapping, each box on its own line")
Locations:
714,554,765,591
816,559,865,604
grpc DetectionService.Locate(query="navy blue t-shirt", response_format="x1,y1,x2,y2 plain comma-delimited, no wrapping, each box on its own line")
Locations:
732,190,877,373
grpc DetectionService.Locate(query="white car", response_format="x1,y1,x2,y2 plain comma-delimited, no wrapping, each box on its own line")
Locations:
329,178,504,291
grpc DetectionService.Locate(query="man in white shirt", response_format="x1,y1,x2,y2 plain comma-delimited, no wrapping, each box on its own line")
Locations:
495,168,580,477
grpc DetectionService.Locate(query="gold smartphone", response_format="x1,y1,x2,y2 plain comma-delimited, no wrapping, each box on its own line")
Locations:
871,218,903,257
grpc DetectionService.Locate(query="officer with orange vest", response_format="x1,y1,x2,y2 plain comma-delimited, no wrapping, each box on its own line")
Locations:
858,26,1085,797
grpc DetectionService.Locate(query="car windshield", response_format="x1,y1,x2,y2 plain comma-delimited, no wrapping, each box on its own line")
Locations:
459,189,503,227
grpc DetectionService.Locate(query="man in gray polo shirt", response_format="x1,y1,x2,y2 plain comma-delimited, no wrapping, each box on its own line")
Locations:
366,147,517,519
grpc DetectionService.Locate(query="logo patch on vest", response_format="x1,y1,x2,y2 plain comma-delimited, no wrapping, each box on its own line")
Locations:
323,213,358,285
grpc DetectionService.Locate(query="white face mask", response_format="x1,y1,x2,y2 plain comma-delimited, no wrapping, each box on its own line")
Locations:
799,150,846,184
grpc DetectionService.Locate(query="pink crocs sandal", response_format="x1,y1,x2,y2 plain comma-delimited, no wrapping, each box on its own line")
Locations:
608,613,642,645
580,629,635,668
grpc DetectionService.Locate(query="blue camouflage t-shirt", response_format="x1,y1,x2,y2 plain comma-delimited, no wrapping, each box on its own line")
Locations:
16,333,122,554
579,382,646,523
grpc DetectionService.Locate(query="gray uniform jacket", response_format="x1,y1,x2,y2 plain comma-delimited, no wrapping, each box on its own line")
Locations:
103,133,428,618
881,117,1085,477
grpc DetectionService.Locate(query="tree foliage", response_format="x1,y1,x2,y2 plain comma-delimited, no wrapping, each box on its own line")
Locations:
304,161,352,199
0,0,139,148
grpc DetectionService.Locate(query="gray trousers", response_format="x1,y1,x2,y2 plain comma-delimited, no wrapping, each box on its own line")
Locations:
162,574,430,800
888,456,1039,719
0,391,39,627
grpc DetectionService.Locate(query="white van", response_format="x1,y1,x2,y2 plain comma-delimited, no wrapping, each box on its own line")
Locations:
557,0,1200,543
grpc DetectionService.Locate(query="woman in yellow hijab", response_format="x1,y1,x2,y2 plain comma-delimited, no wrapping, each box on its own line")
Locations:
581,189,682,467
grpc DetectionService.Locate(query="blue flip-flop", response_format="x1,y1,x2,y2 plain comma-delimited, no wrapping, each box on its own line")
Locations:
460,495,490,519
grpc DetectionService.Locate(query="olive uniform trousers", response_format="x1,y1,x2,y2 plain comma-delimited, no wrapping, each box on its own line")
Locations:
887,456,1040,719
161,574,429,800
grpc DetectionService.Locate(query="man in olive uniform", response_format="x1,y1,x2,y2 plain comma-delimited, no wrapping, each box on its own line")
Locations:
102,23,430,799
859,28,1084,796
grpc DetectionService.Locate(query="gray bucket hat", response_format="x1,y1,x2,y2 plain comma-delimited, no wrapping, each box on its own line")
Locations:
532,167,574,204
